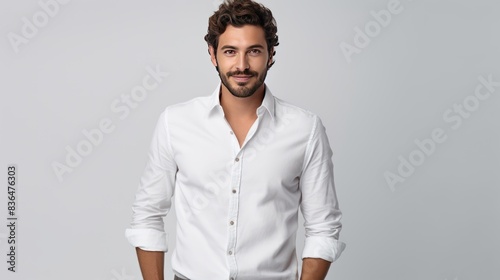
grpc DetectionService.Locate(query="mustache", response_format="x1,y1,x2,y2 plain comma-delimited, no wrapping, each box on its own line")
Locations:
227,70,258,77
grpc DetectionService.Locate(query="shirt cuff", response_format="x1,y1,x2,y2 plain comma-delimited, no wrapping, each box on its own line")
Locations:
301,236,346,262
125,228,168,252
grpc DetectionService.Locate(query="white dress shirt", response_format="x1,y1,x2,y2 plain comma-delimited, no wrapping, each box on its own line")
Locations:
125,83,346,280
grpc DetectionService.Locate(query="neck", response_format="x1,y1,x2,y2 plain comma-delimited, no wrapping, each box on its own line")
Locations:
220,84,266,120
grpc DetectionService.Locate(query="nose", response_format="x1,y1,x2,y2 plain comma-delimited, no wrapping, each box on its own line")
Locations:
236,53,250,71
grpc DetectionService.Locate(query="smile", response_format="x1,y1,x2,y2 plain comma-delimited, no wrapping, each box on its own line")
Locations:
231,75,253,83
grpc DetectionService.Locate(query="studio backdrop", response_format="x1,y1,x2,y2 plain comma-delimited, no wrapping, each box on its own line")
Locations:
0,0,499,279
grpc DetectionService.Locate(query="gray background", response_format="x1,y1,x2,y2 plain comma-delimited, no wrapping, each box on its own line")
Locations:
1,0,499,279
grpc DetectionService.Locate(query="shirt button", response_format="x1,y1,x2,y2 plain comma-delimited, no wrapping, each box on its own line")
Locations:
235,157,239,162
232,189,236,194
230,278,234,280
230,131,234,135
228,250,233,255
229,221,234,225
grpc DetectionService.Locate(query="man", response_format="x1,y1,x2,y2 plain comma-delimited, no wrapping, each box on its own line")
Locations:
125,0,346,279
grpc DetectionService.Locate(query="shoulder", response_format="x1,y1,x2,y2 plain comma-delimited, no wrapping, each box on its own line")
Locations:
160,94,212,119
273,96,321,129
166,95,210,112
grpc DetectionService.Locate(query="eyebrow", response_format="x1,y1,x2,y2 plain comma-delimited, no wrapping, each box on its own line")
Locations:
220,44,266,50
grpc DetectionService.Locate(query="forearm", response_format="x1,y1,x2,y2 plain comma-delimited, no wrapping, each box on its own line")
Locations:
300,257,331,280
136,247,165,280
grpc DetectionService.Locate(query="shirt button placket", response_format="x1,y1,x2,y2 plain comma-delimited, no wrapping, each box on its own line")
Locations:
227,149,242,280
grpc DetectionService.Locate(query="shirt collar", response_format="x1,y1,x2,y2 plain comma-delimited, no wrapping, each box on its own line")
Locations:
207,82,276,121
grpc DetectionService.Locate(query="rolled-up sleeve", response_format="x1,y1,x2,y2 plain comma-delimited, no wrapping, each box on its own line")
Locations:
299,115,346,262
125,109,177,252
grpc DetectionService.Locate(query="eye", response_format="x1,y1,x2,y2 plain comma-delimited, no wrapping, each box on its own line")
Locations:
223,49,236,56
248,49,262,56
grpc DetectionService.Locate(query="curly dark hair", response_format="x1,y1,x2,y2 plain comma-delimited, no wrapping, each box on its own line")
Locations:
204,0,279,69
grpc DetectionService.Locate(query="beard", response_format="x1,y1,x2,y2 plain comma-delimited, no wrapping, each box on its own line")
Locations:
219,68,267,98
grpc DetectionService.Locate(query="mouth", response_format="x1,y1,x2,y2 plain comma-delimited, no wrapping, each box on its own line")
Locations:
231,75,253,83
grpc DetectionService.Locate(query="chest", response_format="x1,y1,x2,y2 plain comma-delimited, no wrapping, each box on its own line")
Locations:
227,118,256,148
170,117,309,189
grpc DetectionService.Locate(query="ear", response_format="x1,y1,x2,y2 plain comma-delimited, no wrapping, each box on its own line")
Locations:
268,47,274,67
209,45,217,67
